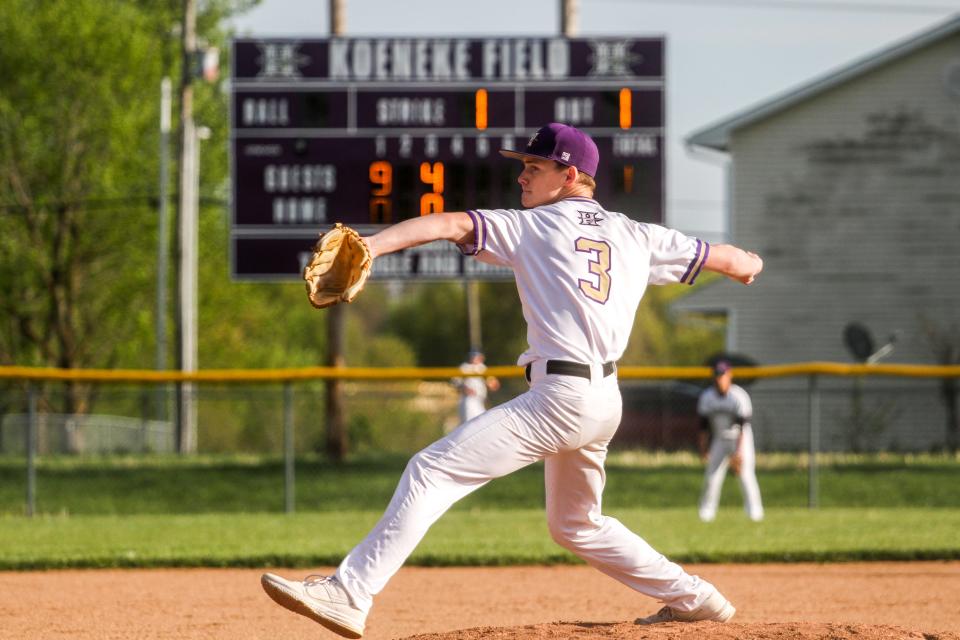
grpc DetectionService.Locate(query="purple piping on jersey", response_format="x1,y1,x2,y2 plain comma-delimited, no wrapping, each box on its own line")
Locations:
680,239,703,284
476,211,488,252
461,209,483,256
689,242,710,284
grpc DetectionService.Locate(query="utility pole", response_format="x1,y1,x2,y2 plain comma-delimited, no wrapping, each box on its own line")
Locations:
561,0,579,37
325,0,348,461
176,0,199,453
330,0,345,35
157,77,172,422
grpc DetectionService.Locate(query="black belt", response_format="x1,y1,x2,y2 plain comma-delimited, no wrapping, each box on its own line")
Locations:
525,360,617,382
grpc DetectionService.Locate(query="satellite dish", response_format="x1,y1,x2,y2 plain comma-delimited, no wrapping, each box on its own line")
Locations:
843,322,875,362
867,331,899,364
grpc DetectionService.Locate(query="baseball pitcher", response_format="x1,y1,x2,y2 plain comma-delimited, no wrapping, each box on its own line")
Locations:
697,360,764,522
262,123,764,637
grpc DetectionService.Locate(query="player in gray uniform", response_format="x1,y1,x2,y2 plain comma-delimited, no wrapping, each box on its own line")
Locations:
261,123,764,637
697,360,764,522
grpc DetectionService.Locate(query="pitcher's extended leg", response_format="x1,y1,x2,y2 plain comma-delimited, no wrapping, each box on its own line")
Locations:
337,388,568,612
545,444,717,612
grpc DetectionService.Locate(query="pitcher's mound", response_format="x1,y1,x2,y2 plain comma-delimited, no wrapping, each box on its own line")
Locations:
400,621,960,640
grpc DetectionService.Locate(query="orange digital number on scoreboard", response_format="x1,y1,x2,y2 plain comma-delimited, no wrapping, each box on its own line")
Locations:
419,161,445,215
369,160,392,196
475,89,488,131
369,160,393,222
619,88,632,130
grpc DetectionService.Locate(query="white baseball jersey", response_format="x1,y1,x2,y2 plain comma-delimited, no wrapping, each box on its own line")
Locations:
698,384,753,440
456,362,489,423
458,365,488,402
462,197,709,366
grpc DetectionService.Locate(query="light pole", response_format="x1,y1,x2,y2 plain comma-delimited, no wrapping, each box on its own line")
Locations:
174,0,218,453
178,122,211,454
157,77,172,424
176,0,198,454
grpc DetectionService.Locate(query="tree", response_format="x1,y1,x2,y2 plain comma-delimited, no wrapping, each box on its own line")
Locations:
381,276,722,369
0,0,160,412
620,277,726,366
383,280,527,367
0,0,252,414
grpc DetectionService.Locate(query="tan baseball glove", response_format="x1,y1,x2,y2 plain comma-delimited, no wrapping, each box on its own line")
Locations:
303,223,373,309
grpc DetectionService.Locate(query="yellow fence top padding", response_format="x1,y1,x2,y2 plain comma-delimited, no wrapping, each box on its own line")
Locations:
0,362,958,384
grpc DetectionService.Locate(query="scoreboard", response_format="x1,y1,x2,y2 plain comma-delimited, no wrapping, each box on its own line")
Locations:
230,37,664,280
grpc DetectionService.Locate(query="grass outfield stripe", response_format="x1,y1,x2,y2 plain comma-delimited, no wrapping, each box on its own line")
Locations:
1,508,958,570
2,453,959,515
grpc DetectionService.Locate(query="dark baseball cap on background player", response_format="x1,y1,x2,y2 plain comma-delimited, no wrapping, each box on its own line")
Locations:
499,122,600,177
712,360,733,377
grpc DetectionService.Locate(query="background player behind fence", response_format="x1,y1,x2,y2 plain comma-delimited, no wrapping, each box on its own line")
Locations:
697,360,764,522
260,122,764,638
452,349,500,427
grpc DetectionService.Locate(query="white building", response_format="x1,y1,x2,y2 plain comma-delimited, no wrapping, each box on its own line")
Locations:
678,16,960,451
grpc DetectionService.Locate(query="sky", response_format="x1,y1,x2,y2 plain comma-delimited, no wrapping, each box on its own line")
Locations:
228,0,959,241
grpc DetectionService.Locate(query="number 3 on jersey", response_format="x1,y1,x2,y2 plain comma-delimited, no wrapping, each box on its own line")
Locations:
575,238,612,304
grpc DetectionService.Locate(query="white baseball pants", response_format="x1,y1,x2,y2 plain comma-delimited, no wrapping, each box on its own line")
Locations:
698,425,764,522
337,362,721,614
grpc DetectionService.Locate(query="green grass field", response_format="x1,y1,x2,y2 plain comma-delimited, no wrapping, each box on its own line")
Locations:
2,452,958,514
1,509,958,570
0,452,957,569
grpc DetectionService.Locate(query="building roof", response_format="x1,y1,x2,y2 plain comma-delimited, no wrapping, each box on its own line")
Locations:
686,13,960,151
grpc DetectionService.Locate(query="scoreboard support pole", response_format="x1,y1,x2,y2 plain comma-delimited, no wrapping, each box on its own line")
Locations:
325,0,348,462
466,280,482,353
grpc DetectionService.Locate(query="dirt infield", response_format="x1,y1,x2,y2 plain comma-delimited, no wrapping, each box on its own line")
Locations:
2,562,958,640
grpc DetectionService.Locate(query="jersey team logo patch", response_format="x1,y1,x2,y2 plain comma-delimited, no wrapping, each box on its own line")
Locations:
577,210,605,226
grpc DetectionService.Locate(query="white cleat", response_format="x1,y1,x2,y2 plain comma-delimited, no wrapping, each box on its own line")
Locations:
261,573,366,638
635,589,736,625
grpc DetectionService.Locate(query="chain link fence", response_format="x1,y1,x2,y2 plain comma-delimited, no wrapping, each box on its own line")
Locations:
1,363,957,516
1,369,956,457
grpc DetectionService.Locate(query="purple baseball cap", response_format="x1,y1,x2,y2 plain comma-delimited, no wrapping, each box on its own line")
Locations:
713,360,733,376
499,123,599,177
